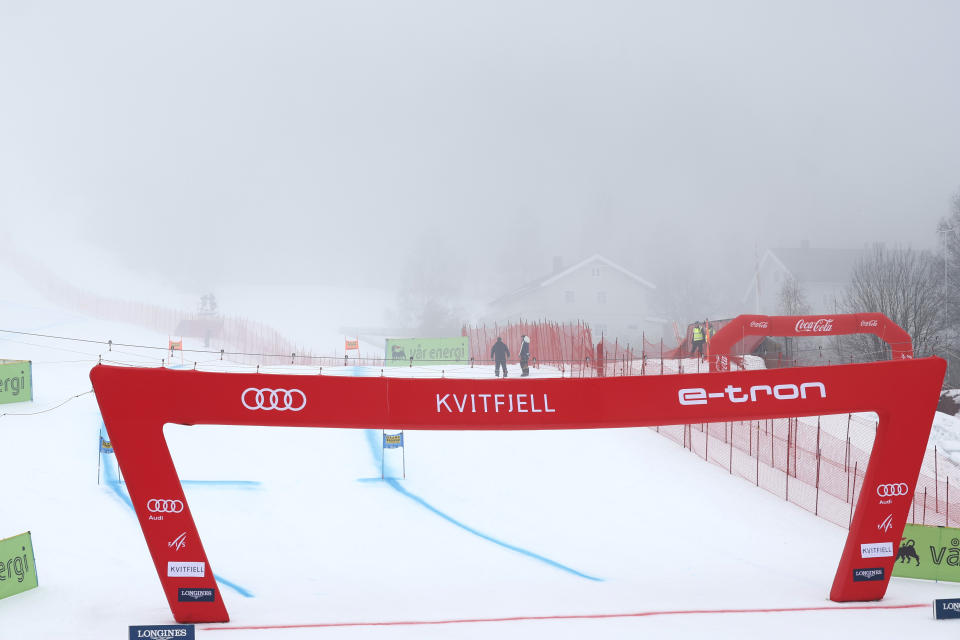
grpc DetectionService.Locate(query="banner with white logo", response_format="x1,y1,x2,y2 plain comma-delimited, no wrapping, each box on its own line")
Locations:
708,313,914,374
129,624,195,639
935,598,960,620
168,562,205,578
860,543,894,559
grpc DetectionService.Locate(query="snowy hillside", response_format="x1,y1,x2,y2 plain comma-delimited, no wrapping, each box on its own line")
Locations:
2,276,960,639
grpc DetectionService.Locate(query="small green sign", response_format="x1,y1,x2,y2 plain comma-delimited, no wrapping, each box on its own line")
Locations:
385,337,469,367
0,532,38,600
0,360,32,405
893,523,960,582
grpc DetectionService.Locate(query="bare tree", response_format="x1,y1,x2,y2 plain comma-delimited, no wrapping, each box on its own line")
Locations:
936,191,960,384
939,191,960,326
778,276,810,316
836,245,945,361
777,276,810,362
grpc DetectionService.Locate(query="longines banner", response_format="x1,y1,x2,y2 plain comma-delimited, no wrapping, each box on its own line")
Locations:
385,337,469,367
0,531,38,601
0,360,32,405
892,523,960,582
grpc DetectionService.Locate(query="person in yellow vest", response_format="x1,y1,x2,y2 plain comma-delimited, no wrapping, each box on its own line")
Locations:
691,322,705,358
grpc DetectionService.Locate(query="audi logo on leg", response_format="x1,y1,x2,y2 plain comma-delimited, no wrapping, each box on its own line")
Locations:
876,483,909,497
241,388,307,411
148,499,184,513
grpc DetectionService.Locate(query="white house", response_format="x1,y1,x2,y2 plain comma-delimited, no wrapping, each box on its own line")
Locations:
744,246,865,315
486,255,660,341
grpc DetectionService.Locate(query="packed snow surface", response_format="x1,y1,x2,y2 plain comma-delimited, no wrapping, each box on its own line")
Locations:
2,281,960,638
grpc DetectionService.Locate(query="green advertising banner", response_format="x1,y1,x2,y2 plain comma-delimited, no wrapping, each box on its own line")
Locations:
385,337,470,367
0,360,32,405
0,532,38,601
892,523,960,582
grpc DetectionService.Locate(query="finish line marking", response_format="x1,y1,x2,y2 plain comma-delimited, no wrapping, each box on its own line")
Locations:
201,603,928,631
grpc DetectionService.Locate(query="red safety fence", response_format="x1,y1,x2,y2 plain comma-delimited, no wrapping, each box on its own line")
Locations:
462,320,596,374
653,411,959,530
1,247,319,366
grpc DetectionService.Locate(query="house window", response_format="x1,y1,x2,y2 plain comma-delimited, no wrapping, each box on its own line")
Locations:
565,290,575,303
592,267,601,277
597,291,607,304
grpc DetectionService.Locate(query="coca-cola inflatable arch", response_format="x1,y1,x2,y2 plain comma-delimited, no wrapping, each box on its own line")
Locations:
709,313,913,372
91,315,940,623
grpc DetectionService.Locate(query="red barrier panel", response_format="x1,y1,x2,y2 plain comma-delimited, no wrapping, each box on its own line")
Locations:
709,314,913,372
91,356,944,623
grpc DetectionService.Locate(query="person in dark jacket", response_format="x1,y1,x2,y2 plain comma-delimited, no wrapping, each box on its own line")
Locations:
519,334,531,376
491,337,510,378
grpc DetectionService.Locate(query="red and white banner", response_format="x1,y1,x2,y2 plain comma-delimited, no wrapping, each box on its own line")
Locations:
91,350,943,623
710,313,913,372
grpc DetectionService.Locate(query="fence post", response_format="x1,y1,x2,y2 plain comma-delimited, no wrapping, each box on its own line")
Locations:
770,423,774,468
704,423,709,461
786,418,792,478
923,486,928,526
845,414,851,472
849,461,859,528
846,439,852,502
815,448,821,516
785,453,789,503
728,426,733,474
816,418,821,481
755,422,760,486
935,445,940,513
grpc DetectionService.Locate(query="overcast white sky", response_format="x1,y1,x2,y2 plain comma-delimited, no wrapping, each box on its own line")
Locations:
2,0,959,303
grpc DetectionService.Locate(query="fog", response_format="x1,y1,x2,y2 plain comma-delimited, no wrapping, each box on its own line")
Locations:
2,1,959,331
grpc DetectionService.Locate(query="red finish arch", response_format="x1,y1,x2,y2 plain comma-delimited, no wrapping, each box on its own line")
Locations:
709,313,913,372
91,355,944,623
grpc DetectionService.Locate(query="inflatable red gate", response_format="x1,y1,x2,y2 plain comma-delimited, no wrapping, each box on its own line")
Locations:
91,323,943,623
709,313,913,372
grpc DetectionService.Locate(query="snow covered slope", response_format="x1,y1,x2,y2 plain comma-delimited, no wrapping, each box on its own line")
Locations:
2,281,959,638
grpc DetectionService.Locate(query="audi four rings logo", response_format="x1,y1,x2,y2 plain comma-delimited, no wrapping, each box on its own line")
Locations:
148,499,184,513
876,483,909,497
241,388,307,411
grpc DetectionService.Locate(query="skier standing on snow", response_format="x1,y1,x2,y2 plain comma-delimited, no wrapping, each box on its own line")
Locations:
518,335,531,376
491,337,510,378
